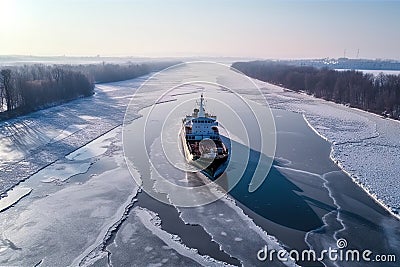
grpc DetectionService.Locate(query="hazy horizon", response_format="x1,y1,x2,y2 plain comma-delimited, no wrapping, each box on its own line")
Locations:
1,0,399,60
1,55,399,62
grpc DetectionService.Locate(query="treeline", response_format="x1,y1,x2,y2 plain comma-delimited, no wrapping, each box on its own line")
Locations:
82,61,176,83
232,61,400,119
0,61,177,119
0,65,94,118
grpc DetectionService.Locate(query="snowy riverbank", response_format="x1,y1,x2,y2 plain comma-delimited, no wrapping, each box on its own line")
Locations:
0,68,298,266
247,79,400,219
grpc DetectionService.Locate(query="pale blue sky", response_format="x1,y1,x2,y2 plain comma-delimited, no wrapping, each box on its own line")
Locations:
0,0,399,59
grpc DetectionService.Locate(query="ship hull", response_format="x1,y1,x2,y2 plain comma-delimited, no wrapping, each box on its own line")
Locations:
180,128,228,179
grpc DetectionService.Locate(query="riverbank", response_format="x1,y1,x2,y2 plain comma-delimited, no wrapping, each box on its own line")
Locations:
243,77,400,220
0,62,398,266
232,61,400,120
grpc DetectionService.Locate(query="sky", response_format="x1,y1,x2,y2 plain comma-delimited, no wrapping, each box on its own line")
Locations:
0,0,399,59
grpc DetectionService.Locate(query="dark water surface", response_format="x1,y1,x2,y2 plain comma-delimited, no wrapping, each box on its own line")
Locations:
224,109,400,266
125,90,399,266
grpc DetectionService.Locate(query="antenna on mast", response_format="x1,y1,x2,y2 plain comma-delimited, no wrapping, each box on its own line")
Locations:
198,93,205,117
356,48,360,59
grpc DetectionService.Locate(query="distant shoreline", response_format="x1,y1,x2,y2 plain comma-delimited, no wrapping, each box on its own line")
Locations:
232,61,400,120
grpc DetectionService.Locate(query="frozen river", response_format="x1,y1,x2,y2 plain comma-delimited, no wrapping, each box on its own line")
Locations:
0,64,295,266
0,62,398,266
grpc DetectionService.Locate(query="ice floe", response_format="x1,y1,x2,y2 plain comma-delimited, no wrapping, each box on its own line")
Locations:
0,187,32,212
247,79,400,217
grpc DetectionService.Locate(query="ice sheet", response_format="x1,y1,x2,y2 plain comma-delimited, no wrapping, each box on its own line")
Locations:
0,74,151,195
0,187,32,212
0,127,140,267
246,79,400,217
149,137,297,267
134,207,229,267
66,127,119,161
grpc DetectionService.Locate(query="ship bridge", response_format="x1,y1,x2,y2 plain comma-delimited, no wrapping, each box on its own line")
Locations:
184,94,220,141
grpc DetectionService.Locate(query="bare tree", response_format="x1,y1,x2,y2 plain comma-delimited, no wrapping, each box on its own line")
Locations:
0,69,13,111
233,61,400,119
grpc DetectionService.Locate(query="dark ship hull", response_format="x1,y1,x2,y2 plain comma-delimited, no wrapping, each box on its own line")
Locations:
180,128,228,179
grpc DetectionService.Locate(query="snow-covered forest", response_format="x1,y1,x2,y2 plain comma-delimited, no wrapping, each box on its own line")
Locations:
233,61,400,119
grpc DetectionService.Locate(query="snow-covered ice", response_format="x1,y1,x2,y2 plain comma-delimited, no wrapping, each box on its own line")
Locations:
148,133,296,266
1,67,285,266
1,62,398,266
132,207,231,267
246,79,400,217
0,74,150,194
0,126,141,266
0,187,32,212
66,127,120,161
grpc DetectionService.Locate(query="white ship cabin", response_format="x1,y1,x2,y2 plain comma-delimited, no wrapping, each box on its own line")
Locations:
184,94,220,141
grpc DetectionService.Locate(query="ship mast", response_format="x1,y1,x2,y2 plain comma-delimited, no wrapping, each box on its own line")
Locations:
198,93,205,117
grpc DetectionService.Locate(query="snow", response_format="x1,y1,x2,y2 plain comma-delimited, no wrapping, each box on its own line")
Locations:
0,72,153,266
65,127,119,161
0,127,140,267
39,161,92,183
104,206,206,267
119,63,297,266
336,69,400,76
247,78,400,217
0,70,231,266
0,74,150,195
134,207,229,267
51,124,86,143
147,137,297,267
2,62,397,266
0,187,32,212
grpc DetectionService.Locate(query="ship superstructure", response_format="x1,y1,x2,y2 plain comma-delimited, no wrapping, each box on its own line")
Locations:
181,94,228,176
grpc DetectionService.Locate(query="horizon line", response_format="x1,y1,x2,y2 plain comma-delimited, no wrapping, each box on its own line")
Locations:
0,54,399,62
